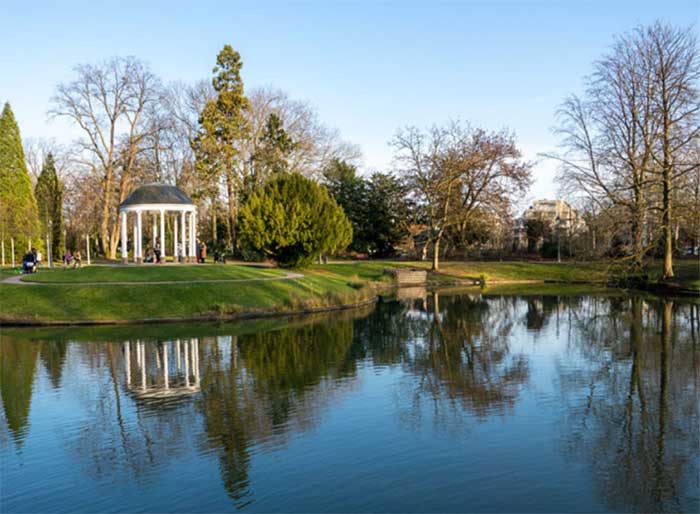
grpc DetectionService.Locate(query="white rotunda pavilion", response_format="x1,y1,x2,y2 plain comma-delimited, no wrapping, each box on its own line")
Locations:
119,183,197,264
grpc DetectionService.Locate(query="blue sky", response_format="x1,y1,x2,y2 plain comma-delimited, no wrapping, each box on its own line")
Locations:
1,0,697,204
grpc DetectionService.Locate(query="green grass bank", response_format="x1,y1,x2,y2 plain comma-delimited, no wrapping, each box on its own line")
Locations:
0,260,697,325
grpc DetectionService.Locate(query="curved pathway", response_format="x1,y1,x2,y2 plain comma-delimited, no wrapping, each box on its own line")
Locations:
1,271,304,286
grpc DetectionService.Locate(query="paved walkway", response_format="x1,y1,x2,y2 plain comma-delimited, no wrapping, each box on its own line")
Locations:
1,272,304,286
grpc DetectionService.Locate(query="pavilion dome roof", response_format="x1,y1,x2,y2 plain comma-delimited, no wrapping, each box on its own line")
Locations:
119,183,194,208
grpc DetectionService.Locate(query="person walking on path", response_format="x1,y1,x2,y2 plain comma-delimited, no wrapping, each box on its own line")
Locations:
73,250,82,268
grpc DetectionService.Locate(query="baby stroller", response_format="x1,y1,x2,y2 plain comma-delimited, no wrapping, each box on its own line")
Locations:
22,252,37,274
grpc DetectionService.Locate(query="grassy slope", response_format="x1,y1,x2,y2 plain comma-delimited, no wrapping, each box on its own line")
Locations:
0,264,387,323
1,260,696,323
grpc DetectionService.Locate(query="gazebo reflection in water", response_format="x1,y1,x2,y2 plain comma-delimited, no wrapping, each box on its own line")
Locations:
123,339,201,401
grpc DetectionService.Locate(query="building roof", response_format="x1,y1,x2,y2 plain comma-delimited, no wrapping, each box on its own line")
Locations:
119,183,194,207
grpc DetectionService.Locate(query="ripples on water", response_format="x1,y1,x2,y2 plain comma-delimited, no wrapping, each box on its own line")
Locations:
1,290,698,513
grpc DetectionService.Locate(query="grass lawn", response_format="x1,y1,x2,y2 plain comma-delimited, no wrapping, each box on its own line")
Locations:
19,263,285,283
1,259,696,324
402,260,613,283
0,264,385,323
646,258,700,291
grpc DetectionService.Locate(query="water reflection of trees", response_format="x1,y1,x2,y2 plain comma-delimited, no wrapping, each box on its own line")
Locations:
388,292,530,430
199,315,358,506
0,338,40,445
4,295,697,511
559,297,700,513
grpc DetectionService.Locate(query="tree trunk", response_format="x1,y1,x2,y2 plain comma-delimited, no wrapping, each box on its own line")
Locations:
211,194,217,244
662,170,674,278
432,236,440,271
420,242,428,261
225,169,236,252
631,199,646,270
99,171,113,258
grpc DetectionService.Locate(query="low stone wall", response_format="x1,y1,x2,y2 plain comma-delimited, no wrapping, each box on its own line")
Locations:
384,268,428,285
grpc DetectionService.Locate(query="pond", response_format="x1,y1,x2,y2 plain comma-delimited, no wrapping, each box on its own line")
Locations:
1,289,698,513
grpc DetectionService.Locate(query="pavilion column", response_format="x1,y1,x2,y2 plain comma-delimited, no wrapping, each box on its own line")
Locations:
136,209,143,264
132,222,138,264
190,211,197,262
120,211,128,264
152,213,157,251
174,213,178,261
160,209,166,261
180,211,186,263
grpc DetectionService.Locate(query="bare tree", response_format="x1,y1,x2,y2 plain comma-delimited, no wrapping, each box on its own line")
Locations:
50,56,162,258
641,23,700,278
548,30,657,268
392,121,531,270
549,22,699,277
23,138,69,181
241,87,360,188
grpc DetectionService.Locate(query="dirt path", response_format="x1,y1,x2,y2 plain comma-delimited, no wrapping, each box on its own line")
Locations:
1,272,304,286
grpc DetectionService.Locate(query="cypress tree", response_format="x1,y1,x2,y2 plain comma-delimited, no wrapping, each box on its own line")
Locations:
0,102,40,254
34,152,63,258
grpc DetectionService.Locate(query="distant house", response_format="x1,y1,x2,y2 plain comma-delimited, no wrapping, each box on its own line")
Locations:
515,199,586,251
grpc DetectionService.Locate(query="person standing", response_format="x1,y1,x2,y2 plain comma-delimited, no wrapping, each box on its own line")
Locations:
155,241,161,264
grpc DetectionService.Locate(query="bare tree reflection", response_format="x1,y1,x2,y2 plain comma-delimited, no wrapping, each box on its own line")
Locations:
558,297,699,512
394,291,530,432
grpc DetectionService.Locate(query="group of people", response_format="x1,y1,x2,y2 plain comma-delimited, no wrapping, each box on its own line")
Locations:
63,249,82,268
141,240,208,263
20,247,82,273
144,242,162,264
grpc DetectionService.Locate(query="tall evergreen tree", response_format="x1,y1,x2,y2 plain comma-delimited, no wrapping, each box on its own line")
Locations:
323,159,369,252
193,45,250,251
365,172,412,257
324,160,411,256
34,153,63,259
252,113,296,176
0,102,40,254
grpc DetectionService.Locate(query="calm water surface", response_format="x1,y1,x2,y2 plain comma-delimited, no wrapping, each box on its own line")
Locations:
1,290,699,513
